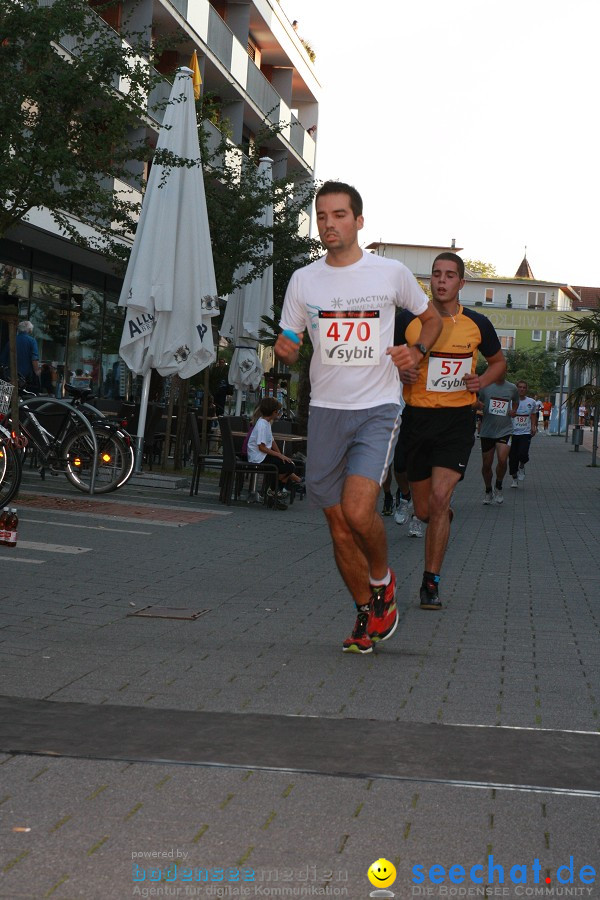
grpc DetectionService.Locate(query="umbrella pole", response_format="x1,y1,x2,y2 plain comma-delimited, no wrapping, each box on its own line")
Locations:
134,370,151,473
234,388,243,415
161,375,177,472
201,367,210,453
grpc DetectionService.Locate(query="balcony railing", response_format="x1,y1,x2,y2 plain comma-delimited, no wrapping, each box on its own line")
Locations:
207,5,234,69
147,74,173,126
246,59,280,125
201,119,228,168
169,0,188,17
289,113,305,157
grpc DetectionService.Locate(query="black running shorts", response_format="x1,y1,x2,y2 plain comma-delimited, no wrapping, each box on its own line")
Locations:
480,435,510,453
401,405,476,482
393,424,407,474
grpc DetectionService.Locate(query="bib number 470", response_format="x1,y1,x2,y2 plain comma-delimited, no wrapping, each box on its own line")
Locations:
326,321,371,342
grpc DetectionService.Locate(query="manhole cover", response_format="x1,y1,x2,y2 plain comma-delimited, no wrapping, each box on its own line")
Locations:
127,607,210,620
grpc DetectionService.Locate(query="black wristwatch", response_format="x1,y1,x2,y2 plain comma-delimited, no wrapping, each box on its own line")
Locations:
415,343,428,357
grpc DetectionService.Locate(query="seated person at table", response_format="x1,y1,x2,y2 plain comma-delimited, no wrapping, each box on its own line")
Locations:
247,398,303,501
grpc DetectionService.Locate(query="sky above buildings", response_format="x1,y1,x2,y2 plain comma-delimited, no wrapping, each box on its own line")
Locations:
280,0,600,286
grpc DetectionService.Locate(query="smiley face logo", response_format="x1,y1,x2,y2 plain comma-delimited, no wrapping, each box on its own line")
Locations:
367,858,397,888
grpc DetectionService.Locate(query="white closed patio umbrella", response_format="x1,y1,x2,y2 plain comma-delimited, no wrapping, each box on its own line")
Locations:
119,66,219,469
220,157,274,413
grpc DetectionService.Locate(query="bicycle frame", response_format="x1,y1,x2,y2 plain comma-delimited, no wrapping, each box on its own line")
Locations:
15,397,99,494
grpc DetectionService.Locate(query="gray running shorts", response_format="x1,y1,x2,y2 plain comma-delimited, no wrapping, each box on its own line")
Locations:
305,404,401,509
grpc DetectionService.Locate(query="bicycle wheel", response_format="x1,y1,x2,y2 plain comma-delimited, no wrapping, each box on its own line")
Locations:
0,437,23,507
62,424,130,494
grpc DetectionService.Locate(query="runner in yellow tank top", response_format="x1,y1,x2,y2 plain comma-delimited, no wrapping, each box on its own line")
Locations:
395,253,506,610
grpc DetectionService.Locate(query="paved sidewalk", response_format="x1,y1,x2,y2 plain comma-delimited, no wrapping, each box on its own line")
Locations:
0,435,599,899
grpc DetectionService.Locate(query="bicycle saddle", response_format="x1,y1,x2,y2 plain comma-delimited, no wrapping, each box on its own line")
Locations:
64,384,94,402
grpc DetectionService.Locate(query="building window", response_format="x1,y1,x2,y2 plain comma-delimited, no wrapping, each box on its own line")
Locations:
485,288,494,303
496,329,516,350
247,35,261,66
528,291,546,309
532,330,542,341
546,330,560,350
0,263,29,299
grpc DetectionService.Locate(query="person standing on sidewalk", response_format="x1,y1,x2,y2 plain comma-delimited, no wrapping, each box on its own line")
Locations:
541,397,552,433
274,180,442,654
0,320,40,389
396,252,506,611
509,380,538,487
478,376,519,505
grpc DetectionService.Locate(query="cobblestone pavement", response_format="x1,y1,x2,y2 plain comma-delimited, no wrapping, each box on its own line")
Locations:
0,435,598,899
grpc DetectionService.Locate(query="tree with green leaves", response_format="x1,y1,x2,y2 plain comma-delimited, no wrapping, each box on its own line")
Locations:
504,348,559,395
1,0,316,289
559,311,600,407
0,0,177,263
2,2,321,443
198,107,320,301
196,106,321,429
463,259,498,278
559,312,600,464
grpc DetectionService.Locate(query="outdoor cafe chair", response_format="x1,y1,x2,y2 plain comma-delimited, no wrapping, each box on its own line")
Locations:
218,416,279,507
140,404,166,470
188,411,223,496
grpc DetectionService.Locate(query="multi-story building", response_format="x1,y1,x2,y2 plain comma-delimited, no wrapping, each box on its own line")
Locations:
457,253,580,353
0,0,320,397
366,240,462,282
367,242,588,353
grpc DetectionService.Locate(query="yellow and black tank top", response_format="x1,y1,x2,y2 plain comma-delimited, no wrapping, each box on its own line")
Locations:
394,305,501,409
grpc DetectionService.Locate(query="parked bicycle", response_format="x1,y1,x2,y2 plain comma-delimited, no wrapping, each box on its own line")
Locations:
0,383,134,498
0,420,23,508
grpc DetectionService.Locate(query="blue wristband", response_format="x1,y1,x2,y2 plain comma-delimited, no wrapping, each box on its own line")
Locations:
282,329,300,345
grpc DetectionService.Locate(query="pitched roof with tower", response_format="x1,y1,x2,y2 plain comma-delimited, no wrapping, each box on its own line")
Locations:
514,254,535,279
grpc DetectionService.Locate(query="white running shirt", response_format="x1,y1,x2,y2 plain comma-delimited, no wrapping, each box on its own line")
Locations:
279,252,428,410
512,397,538,435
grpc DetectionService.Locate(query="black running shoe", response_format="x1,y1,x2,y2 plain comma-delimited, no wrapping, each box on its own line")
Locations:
382,495,394,516
420,578,442,610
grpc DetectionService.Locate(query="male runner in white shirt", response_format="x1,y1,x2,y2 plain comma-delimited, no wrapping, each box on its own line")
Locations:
275,181,441,654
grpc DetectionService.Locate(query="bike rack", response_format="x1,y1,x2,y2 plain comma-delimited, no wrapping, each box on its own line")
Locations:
18,397,99,495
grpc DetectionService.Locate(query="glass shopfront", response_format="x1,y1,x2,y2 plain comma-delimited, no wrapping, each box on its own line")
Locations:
0,239,125,399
